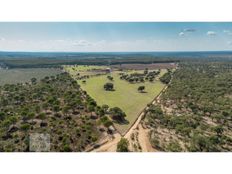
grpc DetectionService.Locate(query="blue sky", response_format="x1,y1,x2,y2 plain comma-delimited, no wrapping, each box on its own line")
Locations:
0,22,232,52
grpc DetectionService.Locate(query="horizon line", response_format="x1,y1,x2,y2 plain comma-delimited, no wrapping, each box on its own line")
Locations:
1,50,232,53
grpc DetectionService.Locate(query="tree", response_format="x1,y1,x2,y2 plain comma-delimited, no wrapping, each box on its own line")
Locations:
117,138,129,152
0,112,6,121
159,71,172,84
107,76,114,81
102,104,109,113
100,116,113,127
213,125,224,135
166,141,182,152
138,86,145,92
31,77,37,85
190,134,211,152
144,68,148,75
38,113,46,120
109,107,126,122
104,82,114,91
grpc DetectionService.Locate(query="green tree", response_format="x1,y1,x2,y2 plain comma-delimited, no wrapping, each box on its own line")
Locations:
31,77,37,85
107,76,114,81
104,82,114,91
138,86,145,92
213,125,224,135
109,107,126,122
117,138,129,152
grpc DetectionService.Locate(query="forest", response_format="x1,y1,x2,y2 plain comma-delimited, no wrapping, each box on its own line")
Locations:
0,72,109,152
146,62,232,151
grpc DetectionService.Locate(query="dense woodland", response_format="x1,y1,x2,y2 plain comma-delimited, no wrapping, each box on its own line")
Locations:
146,62,232,152
0,73,109,152
2,51,232,68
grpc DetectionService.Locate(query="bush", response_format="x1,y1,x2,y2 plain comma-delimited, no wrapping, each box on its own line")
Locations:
0,112,6,121
104,82,114,91
138,86,145,92
20,123,30,131
117,138,129,152
166,141,182,152
37,113,46,120
63,144,72,152
109,107,126,122
100,116,113,127
159,71,172,84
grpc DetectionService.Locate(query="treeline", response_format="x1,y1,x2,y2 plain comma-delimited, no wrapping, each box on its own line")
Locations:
159,69,172,84
1,57,178,69
1,51,232,68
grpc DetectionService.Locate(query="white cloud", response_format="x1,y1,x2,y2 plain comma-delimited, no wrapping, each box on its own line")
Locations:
227,41,232,45
0,37,5,41
178,32,185,37
54,39,66,42
207,31,216,36
72,40,92,47
223,30,230,33
183,28,196,32
223,30,232,35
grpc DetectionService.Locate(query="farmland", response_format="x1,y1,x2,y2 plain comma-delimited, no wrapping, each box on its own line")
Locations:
65,65,167,134
0,68,61,85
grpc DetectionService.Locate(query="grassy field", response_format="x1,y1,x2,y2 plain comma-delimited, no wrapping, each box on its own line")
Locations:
64,65,107,71
67,65,166,134
0,68,61,85
64,65,108,76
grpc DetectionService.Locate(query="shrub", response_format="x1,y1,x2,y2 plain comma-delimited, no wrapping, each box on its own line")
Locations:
104,82,114,91
117,138,129,152
20,123,30,131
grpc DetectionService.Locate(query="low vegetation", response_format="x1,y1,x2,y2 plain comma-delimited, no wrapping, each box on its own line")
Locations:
0,72,108,152
0,68,61,85
146,62,232,152
117,138,129,152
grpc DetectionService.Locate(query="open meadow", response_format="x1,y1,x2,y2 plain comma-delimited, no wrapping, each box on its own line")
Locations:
0,68,61,85
66,65,166,134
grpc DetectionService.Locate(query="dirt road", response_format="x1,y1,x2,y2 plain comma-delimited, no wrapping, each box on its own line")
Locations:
91,71,173,152
92,133,121,152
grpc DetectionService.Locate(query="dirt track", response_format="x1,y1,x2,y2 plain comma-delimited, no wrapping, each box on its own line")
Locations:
92,86,167,152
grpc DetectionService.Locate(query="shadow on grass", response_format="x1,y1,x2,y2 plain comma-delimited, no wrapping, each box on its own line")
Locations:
113,119,130,125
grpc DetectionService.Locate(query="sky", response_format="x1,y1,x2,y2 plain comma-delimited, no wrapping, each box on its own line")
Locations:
0,22,232,52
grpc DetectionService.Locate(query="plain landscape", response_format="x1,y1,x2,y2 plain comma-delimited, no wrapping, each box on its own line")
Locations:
0,51,232,152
